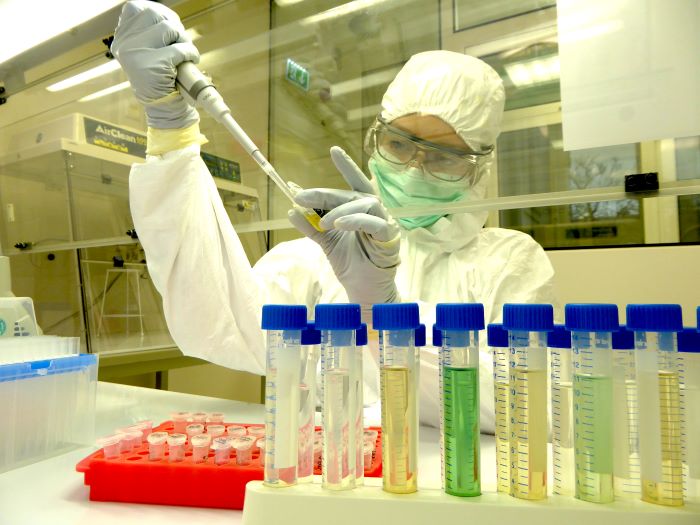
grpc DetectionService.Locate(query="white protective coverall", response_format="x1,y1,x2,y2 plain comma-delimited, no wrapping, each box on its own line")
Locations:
129,51,555,433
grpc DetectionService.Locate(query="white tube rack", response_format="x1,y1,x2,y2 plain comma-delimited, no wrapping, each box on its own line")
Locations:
242,477,699,525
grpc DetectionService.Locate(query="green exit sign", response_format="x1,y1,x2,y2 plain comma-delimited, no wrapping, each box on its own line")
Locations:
286,58,310,91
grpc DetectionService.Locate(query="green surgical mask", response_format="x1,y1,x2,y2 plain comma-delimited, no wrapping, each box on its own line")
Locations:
368,155,467,230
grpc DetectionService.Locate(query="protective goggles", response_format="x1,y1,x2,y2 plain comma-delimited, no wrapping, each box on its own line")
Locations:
364,116,493,184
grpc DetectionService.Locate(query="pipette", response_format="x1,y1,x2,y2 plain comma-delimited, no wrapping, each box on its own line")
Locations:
176,62,325,231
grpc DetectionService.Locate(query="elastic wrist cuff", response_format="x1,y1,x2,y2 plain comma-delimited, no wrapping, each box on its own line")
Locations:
146,123,208,156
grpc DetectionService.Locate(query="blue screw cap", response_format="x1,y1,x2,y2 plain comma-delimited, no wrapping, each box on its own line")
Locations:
612,325,635,350
565,304,619,332
301,323,321,345
626,304,683,332
678,328,700,353
487,324,508,348
261,305,307,330
502,304,554,332
314,304,361,330
547,325,571,349
372,303,420,330
432,324,442,347
356,324,368,346
435,303,485,331
414,324,426,347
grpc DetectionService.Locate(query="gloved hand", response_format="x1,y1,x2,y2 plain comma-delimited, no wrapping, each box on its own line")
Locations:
288,146,401,305
112,0,199,129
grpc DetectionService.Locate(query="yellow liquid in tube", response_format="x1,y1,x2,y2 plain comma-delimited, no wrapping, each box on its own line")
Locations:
381,366,417,494
494,382,510,493
298,206,325,232
510,368,548,500
641,371,684,506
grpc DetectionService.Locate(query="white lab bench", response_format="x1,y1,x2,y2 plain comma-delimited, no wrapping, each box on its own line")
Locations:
1,382,697,525
0,382,451,524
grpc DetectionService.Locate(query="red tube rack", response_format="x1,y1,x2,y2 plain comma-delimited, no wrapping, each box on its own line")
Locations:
76,422,382,509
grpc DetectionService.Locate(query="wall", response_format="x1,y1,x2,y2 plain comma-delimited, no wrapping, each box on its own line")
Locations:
168,364,262,404
547,245,700,326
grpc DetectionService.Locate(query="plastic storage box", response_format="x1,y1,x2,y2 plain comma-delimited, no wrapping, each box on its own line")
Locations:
0,353,98,473
76,422,382,510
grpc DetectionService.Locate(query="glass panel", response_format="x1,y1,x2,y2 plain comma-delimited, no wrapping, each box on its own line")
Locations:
67,150,132,241
80,245,174,353
9,250,85,346
454,0,556,31
676,136,700,242
220,188,268,264
0,0,698,358
497,124,644,247
268,0,440,245
482,43,560,111
0,151,72,254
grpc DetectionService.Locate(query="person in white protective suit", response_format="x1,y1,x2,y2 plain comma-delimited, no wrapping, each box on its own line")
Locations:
113,1,555,432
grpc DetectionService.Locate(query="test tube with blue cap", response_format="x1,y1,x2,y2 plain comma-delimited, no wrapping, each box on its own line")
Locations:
503,303,553,500
488,323,510,494
436,303,484,497
565,304,618,503
414,323,426,384
433,323,446,489
354,323,368,485
627,304,684,506
548,324,573,497
611,325,640,499
678,328,700,503
373,303,420,494
298,323,321,483
262,304,307,487
315,303,362,491
414,323,427,484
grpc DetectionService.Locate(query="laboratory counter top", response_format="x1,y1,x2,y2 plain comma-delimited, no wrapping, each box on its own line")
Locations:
0,382,466,525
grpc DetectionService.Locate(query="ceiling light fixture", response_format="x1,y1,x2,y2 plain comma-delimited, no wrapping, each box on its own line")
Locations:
78,80,130,102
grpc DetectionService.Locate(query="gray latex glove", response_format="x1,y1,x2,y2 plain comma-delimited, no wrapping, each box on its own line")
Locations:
112,0,199,129
289,147,401,305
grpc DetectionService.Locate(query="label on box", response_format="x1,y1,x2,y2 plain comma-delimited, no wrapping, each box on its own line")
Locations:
200,151,241,182
84,117,147,158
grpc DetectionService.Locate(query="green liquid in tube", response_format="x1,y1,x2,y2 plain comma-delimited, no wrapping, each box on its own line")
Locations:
443,366,480,496
574,374,614,503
